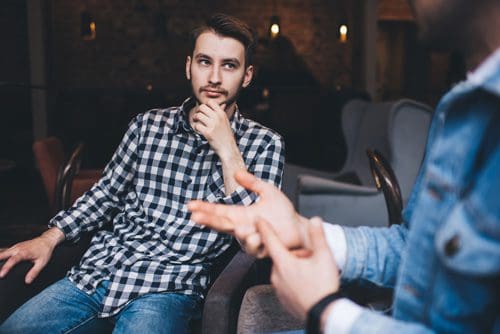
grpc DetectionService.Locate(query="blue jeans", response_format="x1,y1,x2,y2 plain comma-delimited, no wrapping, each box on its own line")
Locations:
0,278,201,334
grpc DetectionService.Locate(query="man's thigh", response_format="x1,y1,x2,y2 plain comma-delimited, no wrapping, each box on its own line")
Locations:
0,277,110,334
112,292,201,334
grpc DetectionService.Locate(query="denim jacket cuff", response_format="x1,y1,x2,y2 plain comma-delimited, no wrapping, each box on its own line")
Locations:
341,227,368,281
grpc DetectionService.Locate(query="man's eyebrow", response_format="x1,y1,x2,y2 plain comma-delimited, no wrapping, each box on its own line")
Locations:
194,53,212,60
222,58,241,66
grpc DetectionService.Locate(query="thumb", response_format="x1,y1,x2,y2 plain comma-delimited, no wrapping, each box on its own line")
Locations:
308,217,330,255
256,217,290,263
234,170,270,196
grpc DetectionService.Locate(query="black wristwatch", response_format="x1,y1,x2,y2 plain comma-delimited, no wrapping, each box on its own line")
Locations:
306,291,344,334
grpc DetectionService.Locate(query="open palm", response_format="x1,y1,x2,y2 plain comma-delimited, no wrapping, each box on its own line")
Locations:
188,170,305,253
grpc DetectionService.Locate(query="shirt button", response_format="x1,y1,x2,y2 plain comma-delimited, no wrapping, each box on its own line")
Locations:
444,234,461,257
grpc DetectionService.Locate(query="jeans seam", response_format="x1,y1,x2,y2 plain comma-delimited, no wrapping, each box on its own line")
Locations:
62,314,98,334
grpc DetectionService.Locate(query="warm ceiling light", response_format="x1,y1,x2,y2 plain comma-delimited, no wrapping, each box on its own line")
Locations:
339,24,348,43
269,15,280,39
81,11,96,40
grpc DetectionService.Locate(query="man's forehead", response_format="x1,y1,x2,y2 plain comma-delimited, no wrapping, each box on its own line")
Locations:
193,31,245,61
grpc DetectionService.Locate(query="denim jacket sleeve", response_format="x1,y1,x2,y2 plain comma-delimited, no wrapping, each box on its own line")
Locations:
348,309,435,333
341,223,409,288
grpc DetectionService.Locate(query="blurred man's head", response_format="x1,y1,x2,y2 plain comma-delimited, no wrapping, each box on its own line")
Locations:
408,0,500,66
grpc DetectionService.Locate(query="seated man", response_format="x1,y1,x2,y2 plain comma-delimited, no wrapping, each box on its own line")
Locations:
0,14,284,334
188,0,500,332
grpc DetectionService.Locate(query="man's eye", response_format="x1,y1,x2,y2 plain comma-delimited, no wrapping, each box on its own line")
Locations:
223,63,236,69
199,59,210,66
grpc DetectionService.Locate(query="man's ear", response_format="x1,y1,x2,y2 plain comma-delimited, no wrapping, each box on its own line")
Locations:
242,65,254,88
185,56,192,80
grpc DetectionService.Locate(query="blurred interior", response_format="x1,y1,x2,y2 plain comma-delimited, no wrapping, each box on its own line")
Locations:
0,0,465,228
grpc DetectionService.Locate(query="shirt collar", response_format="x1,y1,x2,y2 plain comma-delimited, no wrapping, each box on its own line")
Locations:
172,96,244,136
466,47,500,96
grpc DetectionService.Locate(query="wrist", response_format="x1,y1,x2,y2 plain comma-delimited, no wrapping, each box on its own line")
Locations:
217,143,240,163
306,291,344,334
40,227,65,248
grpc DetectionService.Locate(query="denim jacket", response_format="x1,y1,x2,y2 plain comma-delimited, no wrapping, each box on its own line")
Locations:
341,49,500,333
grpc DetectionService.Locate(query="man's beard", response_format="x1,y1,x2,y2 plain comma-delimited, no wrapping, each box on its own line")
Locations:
189,68,245,111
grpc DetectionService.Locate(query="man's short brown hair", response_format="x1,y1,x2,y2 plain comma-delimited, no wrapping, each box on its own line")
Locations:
190,13,257,67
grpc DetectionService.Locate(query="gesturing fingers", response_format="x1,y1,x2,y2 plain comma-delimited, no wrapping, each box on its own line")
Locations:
234,170,273,197
256,218,292,265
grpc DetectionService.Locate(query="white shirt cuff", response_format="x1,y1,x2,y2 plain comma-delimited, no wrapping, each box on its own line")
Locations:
324,298,363,334
322,223,347,272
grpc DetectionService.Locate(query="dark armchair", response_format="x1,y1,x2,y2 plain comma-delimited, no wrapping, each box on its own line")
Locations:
0,237,253,334
33,137,102,214
296,99,431,227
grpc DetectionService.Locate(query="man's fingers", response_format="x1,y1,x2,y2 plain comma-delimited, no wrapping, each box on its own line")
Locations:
290,248,312,258
256,218,290,262
187,200,211,212
25,261,44,284
192,112,211,126
234,223,256,240
0,255,22,278
234,170,270,195
0,248,13,261
206,100,225,114
191,212,235,233
244,233,265,257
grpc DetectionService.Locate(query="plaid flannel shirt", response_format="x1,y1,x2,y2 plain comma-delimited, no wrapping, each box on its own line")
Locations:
48,97,285,317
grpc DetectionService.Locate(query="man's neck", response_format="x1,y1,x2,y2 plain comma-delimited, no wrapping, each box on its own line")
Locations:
462,5,500,71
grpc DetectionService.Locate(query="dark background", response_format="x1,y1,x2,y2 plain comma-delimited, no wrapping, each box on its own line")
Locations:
0,0,465,223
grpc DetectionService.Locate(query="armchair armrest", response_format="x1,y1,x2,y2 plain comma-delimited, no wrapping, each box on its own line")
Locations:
298,175,379,195
201,251,260,334
297,175,387,227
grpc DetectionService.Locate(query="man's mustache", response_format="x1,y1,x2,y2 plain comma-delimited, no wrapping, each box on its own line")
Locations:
199,86,228,96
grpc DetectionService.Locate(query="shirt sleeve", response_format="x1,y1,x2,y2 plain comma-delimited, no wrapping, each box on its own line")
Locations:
48,115,141,242
215,133,285,206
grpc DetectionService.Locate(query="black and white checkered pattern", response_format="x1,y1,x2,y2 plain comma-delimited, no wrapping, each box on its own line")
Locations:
49,97,285,316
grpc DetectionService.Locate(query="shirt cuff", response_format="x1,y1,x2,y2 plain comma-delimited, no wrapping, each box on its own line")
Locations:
324,298,364,334
322,223,347,272
216,185,256,206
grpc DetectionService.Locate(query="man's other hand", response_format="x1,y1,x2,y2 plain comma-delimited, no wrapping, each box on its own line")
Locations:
0,227,64,284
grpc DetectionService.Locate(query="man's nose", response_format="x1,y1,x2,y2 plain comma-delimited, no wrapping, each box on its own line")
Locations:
208,66,222,85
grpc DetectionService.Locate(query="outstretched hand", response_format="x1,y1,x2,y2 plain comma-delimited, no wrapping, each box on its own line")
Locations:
0,228,63,284
188,170,307,256
257,217,340,320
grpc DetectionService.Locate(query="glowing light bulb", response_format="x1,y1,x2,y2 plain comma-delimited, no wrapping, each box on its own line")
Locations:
339,24,348,43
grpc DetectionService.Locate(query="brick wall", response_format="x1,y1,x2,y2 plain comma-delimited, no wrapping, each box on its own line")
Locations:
378,0,414,21
51,0,354,91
